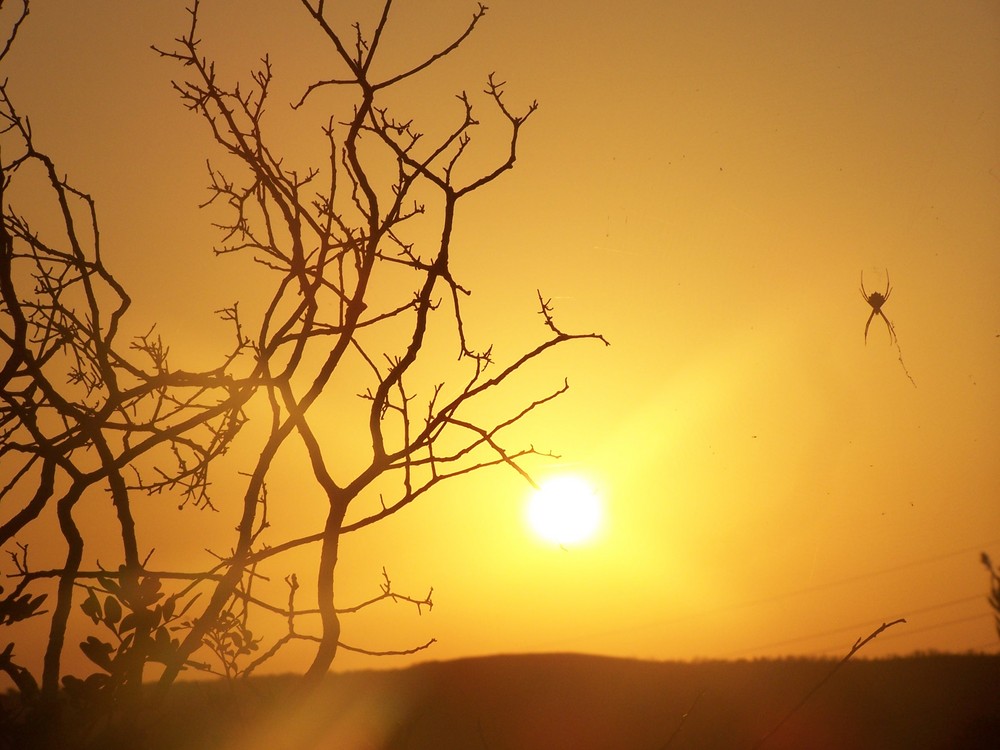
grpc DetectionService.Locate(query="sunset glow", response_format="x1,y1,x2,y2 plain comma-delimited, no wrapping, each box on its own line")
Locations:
526,476,603,547
1,0,997,688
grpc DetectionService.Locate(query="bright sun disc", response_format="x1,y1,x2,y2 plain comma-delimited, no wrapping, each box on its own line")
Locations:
526,476,602,546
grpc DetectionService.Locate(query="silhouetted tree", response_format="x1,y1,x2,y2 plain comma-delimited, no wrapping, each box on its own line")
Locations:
0,0,605,742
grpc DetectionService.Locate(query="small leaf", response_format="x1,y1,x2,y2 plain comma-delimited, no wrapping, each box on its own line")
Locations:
103,596,122,626
149,627,177,664
119,612,139,634
15,593,47,620
97,576,119,598
79,636,114,673
155,626,171,647
61,674,85,700
84,673,109,690
162,595,177,622
80,590,101,624
139,576,163,604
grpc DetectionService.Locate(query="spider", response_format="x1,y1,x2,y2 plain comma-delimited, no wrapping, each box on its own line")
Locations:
860,270,896,344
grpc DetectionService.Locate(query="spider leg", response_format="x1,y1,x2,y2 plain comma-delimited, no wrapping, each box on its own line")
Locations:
864,309,876,343
883,272,891,303
877,310,896,343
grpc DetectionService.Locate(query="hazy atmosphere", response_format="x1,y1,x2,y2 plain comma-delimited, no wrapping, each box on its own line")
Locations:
2,0,998,686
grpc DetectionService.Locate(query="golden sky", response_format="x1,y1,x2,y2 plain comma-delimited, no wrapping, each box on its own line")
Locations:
4,0,999,676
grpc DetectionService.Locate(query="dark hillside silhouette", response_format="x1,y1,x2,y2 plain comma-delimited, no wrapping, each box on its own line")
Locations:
133,652,1000,750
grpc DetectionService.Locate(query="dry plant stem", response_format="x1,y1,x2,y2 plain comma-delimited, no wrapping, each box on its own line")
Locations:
658,688,706,750
752,618,907,749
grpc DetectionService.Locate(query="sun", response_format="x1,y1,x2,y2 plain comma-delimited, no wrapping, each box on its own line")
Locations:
526,475,603,547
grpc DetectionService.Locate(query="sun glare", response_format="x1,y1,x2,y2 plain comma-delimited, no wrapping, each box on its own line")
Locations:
526,475,603,547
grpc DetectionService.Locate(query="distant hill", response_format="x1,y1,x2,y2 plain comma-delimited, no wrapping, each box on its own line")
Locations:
26,652,1000,749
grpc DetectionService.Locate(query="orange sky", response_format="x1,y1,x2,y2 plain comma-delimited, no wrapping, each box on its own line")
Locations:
3,0,998,678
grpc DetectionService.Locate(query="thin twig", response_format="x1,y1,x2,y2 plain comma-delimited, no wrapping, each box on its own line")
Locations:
658,688,706,749
752,618,906,748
